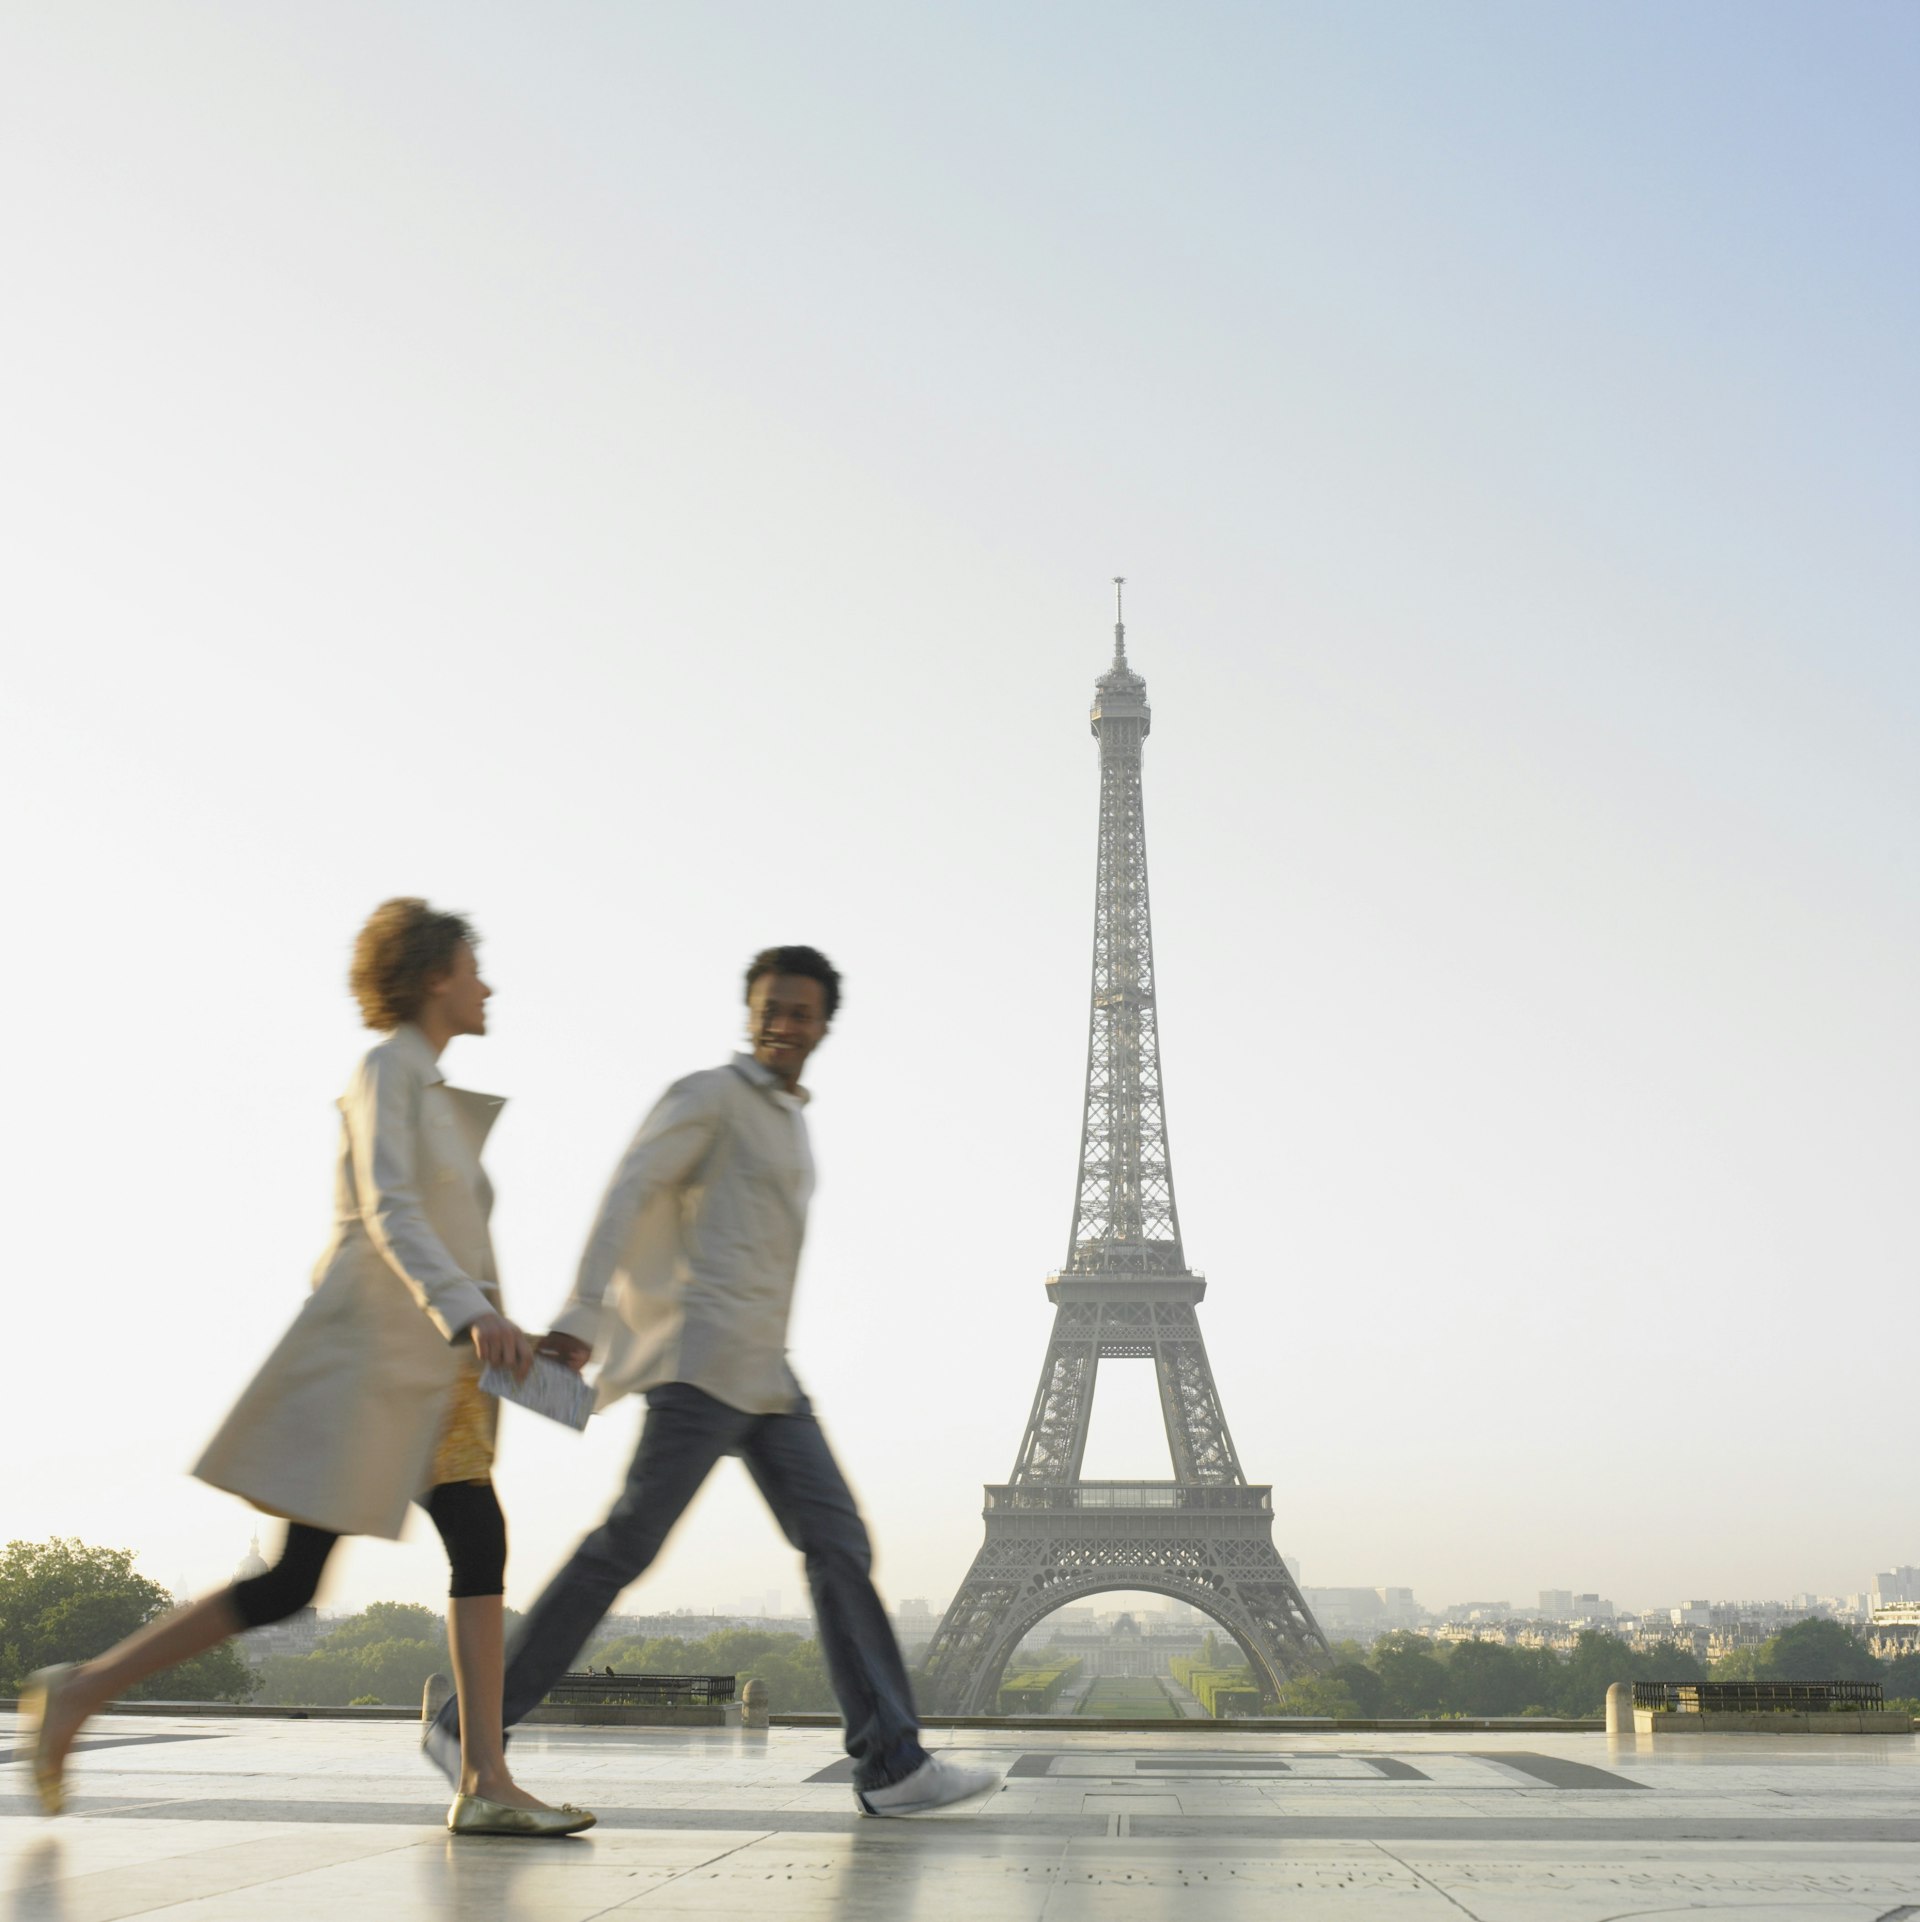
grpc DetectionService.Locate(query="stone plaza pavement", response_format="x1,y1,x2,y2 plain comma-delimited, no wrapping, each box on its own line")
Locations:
8,1713,1920,1918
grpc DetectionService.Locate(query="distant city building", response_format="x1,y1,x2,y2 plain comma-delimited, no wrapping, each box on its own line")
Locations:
893,1599,938,1654
1435,1620,1522,1648
1041,1608,1207,1678
1872,1568,1920,1611
1299,1587,1422,1642
1534,1590,1614,1622
1867,1603,1920,1661
1794,1593,1869,1621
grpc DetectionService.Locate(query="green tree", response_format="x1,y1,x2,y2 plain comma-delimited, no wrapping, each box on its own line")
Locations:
1507,1646,1566,1714
1755,1619,1882,1684
252,1602,450,1706
1270,1674,1360,1716
597,1627,838,1713
1553,1631,1633,1715
1367,1633,1447,1716
321,1602,446,1654
1882,1652,1920,1698
1443,1640,1530,1717
1329,1661,1385,1717
1553,1632,1705,1715
0,1539,253,1704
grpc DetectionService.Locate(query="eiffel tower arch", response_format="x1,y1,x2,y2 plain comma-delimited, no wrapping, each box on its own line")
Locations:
919,585,1330,1714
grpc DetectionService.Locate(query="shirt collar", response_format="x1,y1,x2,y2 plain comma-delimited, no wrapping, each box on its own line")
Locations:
388,1022,448,1087
731,1050,811,1107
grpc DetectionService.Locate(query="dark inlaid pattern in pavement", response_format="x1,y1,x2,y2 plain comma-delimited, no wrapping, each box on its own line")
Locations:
812,1749,1638,1789
1466,1748,1651,1789
0,1732,221,1767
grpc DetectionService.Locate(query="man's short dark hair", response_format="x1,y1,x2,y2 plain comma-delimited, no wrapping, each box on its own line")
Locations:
745,945,841,1021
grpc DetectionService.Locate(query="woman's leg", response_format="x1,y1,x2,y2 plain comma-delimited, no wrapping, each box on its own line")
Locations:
421,1481,552,1809
31,1524,336,1793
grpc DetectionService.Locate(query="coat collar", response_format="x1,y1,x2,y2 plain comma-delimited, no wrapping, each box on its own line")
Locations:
386,1024,507,1150
387,1021,447,1087
730,1050,811,1108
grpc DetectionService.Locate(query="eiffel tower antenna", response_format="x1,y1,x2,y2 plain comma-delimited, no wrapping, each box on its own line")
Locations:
1113,575,1127,661
918,593,1329,1712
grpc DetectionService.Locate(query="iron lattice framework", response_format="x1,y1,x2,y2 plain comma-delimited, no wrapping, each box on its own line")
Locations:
919,588,1329,1713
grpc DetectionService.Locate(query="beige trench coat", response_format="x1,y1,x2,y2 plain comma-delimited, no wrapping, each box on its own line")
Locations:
194,1023,505,1539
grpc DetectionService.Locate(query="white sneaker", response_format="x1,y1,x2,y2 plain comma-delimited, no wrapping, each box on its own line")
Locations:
855,1753,1000,1816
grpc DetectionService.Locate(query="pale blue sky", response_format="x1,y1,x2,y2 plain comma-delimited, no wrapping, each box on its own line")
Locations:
1,3,1914,1621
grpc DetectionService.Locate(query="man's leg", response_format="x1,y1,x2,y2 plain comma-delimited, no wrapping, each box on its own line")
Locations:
740,1400,926,1791
432,1385,746,1760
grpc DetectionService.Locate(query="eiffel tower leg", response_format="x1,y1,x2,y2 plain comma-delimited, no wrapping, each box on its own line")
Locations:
1007,1304,1101,1485
1151,1302,1242,1485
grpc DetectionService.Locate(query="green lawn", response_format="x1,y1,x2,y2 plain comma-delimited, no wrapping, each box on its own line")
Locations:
1076,1676,1179,1718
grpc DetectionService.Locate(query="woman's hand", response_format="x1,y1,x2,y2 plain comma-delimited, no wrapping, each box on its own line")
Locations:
538,1331,592,1375
467,1311,535,1383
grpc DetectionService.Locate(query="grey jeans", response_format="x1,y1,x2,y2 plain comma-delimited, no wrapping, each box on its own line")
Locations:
435,1381,927,1791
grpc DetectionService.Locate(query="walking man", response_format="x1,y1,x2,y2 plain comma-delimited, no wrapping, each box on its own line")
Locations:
430,945,996,1815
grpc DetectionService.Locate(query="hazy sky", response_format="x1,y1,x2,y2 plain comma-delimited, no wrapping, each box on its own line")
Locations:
3,3,1914,1627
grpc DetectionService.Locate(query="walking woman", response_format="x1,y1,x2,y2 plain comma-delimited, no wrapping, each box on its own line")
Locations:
23,899,592,1836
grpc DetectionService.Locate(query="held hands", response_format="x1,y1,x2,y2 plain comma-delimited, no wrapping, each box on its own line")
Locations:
467,1311,535,1383
537,1331,592,1375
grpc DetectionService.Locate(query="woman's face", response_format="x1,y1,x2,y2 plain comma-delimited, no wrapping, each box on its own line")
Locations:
429,940,491,1037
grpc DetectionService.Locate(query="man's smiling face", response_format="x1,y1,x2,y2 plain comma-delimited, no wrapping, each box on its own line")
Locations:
748,972,830,1088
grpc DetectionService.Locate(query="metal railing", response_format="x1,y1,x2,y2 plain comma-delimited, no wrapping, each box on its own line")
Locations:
984,1483,1274,1513
544,1672,736,1709
1633,1680,1884,1713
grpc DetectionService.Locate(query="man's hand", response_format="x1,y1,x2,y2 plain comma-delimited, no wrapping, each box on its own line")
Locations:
467,1311,535,1383
538,1331,592,1374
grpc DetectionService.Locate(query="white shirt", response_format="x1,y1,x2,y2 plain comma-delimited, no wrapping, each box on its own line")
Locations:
551,1054,816,1414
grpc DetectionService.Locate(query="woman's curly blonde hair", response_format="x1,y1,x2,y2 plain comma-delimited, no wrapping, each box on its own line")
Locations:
349,898,476,1030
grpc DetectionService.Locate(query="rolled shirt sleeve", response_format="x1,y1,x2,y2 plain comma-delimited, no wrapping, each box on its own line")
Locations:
344,1048,495,1343
550,1073,724,1351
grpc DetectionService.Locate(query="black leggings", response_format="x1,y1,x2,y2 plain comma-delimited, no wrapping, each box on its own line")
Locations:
230,1481,507,1629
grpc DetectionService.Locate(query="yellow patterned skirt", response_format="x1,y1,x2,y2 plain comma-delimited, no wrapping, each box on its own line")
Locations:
429,1363,498,1486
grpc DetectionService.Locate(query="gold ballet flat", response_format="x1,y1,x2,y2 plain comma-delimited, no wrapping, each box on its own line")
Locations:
446,1792,596,1837
20,1664,78,1816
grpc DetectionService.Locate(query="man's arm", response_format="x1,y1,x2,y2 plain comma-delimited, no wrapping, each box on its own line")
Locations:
545,1072,725,1357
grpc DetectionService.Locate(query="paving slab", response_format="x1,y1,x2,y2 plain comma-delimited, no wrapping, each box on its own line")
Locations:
7,1713,1920,1917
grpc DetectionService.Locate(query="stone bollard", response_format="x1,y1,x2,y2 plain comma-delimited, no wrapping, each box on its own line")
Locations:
1605,1681,1634,1738
740,1679,770,1730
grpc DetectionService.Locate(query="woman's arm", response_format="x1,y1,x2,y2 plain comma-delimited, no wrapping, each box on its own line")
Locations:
343,1046,497,1343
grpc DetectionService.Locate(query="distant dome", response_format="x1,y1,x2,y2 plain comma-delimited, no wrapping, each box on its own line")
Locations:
233,1532,269,1584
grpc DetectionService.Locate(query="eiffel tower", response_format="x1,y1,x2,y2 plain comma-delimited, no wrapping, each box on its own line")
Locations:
919,584,1330,1713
